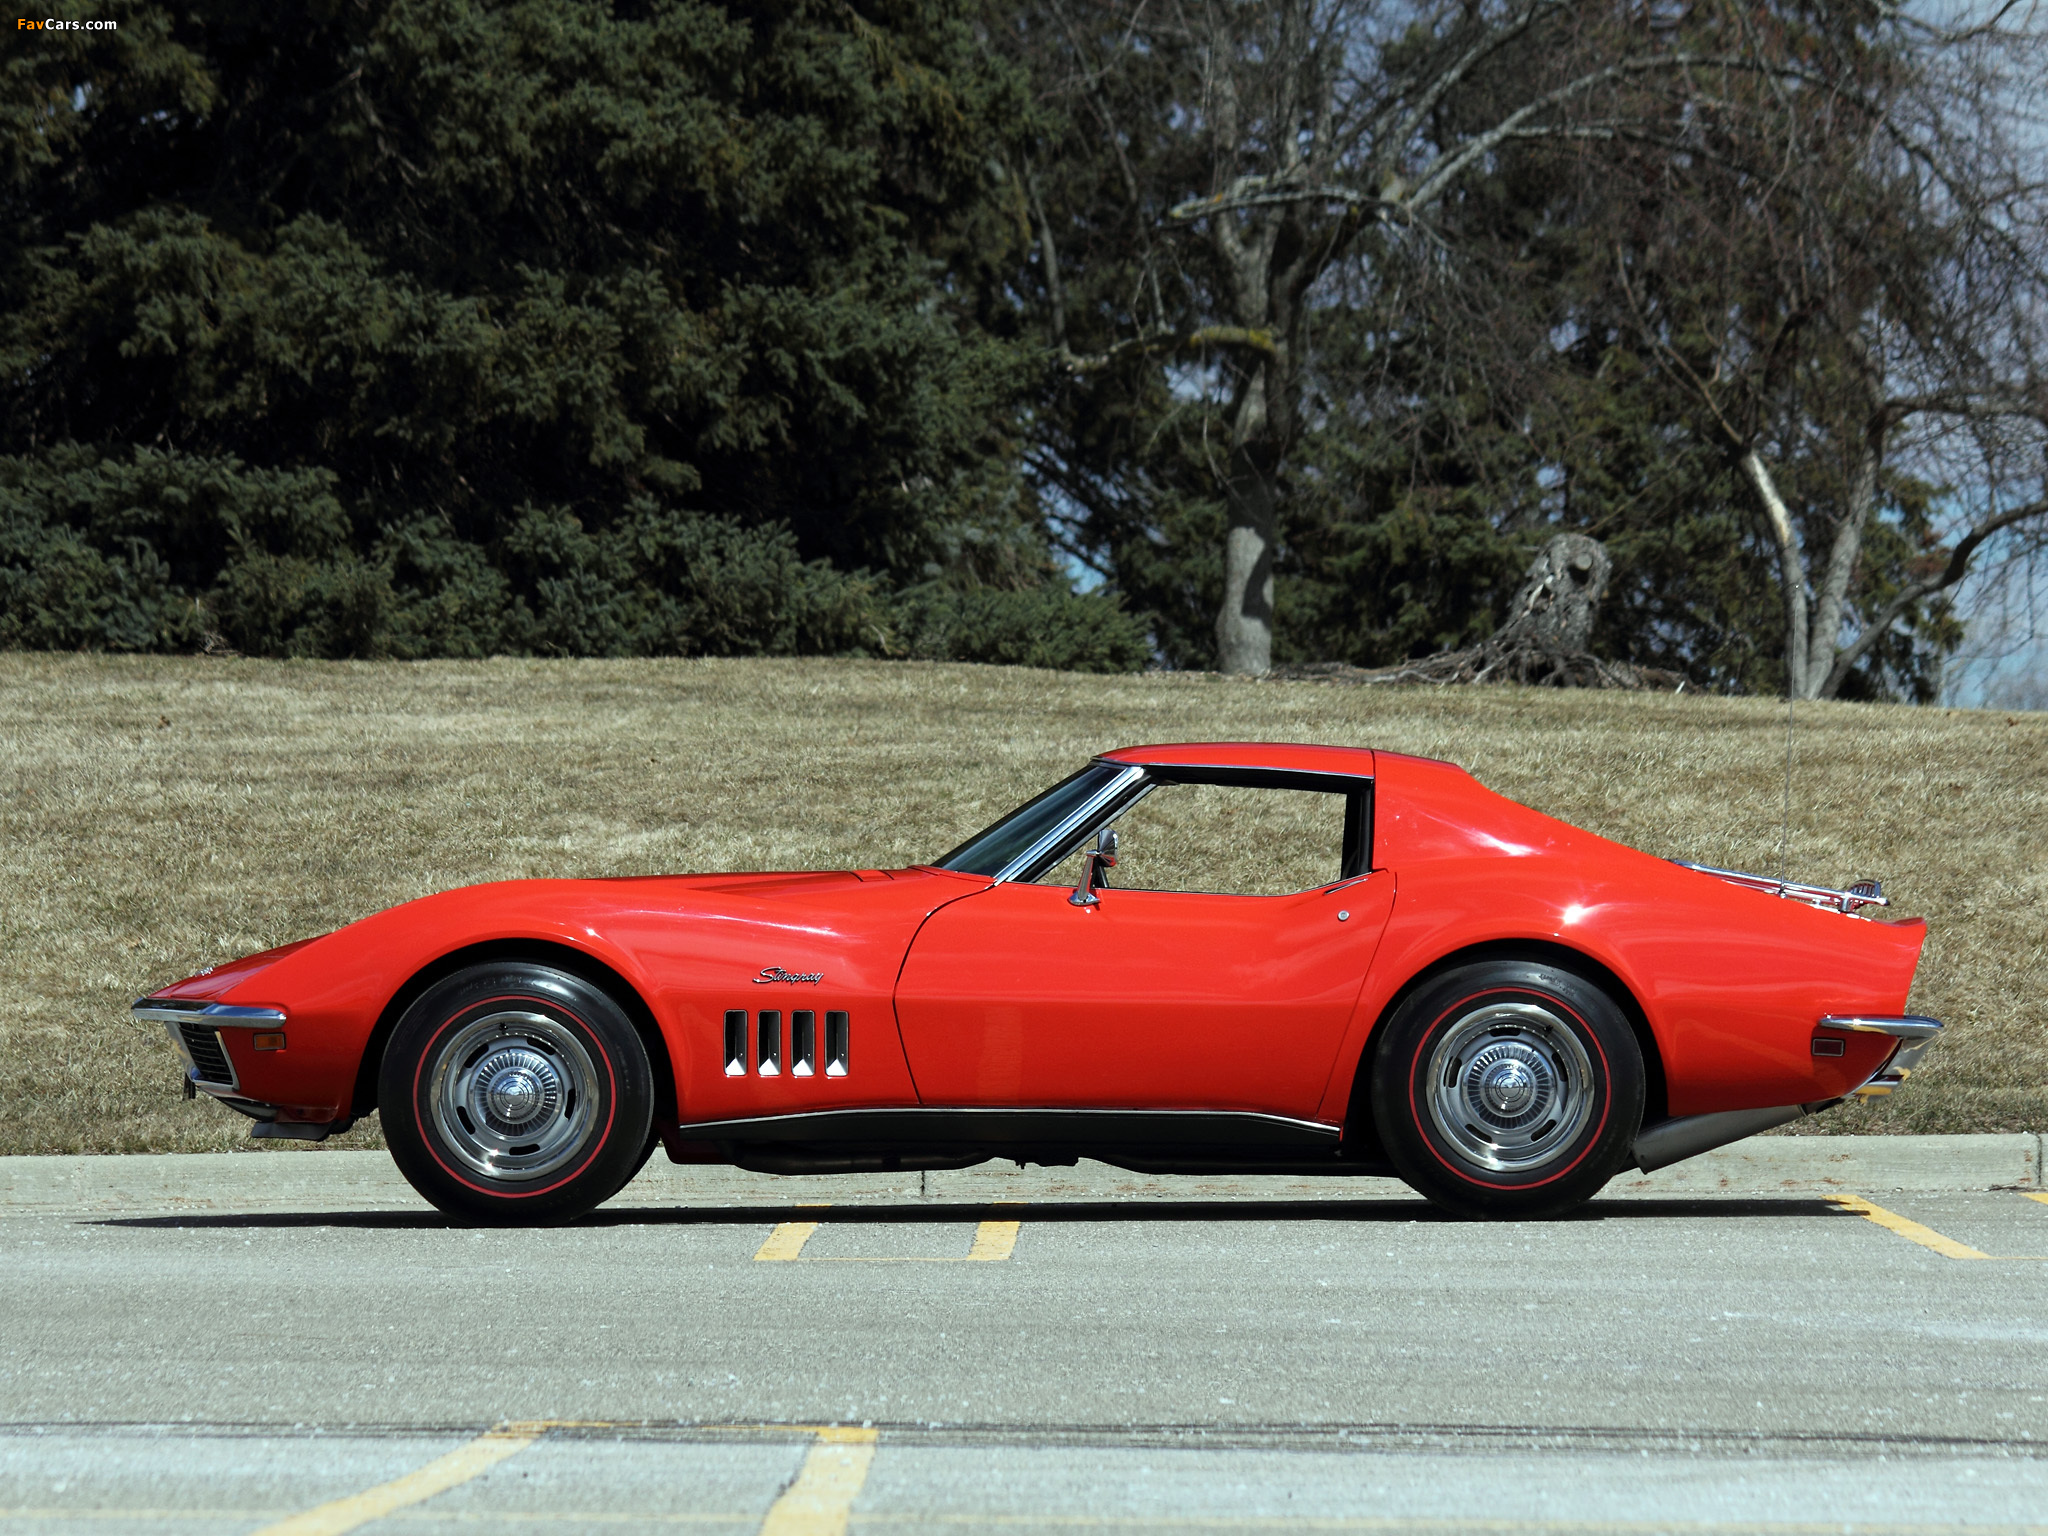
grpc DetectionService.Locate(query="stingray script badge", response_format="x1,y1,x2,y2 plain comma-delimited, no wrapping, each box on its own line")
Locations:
754,966,825,985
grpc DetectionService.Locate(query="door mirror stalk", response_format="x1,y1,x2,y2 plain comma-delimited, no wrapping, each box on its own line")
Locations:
1069,827,1119,908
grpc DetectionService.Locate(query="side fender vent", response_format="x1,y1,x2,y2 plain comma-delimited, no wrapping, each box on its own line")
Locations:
726,1006,848,1077
825,1011,850,1077
792,1011,816,1077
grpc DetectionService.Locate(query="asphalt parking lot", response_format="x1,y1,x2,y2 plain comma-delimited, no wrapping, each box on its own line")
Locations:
3,1171,2047,1534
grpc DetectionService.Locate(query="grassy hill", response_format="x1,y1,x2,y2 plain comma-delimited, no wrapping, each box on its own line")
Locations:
1,653,2041,1154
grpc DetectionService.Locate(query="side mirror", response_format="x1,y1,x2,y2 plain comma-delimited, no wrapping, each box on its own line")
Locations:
1068,826,1119,908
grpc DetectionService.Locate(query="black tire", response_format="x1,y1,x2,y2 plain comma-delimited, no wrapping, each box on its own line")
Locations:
379,962,656,1224
1369,959,1643,1219
604,1129,662,1203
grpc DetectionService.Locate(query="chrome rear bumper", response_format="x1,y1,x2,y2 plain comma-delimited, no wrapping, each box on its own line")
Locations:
1633,1013,1944,1172
1817,1015,1944,1100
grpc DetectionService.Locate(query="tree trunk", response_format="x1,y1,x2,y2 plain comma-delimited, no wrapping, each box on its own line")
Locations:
1743,435,1885,701
1214,332,1287,674
1215,441,1279,674
1740,449,1817,699
1811,425,1883,700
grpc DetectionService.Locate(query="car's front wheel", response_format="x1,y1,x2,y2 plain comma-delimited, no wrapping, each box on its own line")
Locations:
1370,959,1643,1219
380,962,655,1224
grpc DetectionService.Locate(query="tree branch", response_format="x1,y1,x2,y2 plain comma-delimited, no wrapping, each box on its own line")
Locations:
1404,53,1785,211
1883,386,2048,426
1168,176,1382,223
1614,245,1752,452
1058,325,1279,374
1375,0,1572,175
1166,113,1743,225
1022,156,1067,348
1822,497,2048,694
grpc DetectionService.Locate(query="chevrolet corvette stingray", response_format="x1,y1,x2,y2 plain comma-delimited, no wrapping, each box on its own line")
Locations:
134,743,1940,1220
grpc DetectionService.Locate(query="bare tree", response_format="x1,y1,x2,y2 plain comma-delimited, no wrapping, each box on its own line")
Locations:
1011,0,1847,673
1607,9,2048,699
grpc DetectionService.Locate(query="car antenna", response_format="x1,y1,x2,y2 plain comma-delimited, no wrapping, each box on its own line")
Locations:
1781,691,1794,890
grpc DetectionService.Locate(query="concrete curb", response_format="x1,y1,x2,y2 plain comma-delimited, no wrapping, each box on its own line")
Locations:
1,1134,2039,1215
1605,1131,2041,1197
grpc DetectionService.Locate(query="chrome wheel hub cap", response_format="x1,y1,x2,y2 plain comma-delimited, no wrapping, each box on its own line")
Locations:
428,1011,599,1183
478,1049,558,1133
1426,1001,1595,1174
1476,1048,1543,1117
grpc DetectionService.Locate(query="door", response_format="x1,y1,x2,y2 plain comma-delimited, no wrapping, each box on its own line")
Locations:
893,779,1395,1116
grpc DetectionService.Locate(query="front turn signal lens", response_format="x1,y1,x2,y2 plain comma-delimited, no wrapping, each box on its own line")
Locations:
252,1031,286,1052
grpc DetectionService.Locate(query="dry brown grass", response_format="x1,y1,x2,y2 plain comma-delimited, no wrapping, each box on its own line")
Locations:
1,653,2041,1155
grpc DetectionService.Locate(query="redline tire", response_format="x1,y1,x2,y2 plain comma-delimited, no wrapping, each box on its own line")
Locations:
379,962,655,1224
1370,959,1643,1219
603,1129,662,1203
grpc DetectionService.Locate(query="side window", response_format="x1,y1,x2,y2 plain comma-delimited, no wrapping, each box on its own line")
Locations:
1037,783,1348,896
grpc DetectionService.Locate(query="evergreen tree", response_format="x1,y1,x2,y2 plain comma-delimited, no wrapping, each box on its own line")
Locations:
1,0,1148,669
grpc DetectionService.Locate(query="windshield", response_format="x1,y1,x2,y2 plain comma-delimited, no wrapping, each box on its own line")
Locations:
933,762,1128,876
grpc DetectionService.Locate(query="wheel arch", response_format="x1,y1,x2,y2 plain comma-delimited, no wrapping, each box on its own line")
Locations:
1343,938,1668,1155
350,939,678,1129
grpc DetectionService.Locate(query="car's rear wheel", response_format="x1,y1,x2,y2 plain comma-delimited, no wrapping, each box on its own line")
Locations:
1370,959,1643,1219
380,962,655,1224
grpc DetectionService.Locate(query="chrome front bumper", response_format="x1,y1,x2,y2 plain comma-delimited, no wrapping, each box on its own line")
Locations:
132,996,349,1141
132,998,287,1096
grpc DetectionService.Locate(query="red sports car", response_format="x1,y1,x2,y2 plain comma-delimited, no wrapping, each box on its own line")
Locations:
134,743,1940,1221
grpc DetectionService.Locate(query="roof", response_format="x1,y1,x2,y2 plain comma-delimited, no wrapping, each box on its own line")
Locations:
1098,741,1386,777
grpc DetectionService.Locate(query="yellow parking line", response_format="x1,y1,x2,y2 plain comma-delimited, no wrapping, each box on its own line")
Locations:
755,1222,821,1261
1830,1195,2048,1260
758,1426,878,1536
755,1218,1020,1262
967,1219,1021,1261
1829,1196,1991,1259
248,1421,544,1536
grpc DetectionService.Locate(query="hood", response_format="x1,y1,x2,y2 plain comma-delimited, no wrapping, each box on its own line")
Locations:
147,937,321,1003
618,870,876,897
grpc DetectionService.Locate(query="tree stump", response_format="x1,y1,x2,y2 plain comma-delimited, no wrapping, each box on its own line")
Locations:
1274,533,1688,691
1498,532,1610,655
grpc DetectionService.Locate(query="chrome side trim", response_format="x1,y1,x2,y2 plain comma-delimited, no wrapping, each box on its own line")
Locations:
1818,1014,1944,1041
991,764,1148,885
131,1000,289,1027
1671,861,1890,915
1098,1152,1397,1177
1118,763,1373,789
674,1106,1342,1149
